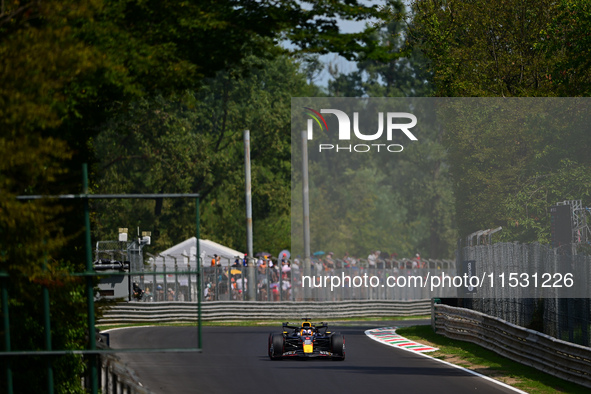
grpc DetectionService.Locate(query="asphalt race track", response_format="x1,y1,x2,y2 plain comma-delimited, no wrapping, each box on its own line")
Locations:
107,321,521,394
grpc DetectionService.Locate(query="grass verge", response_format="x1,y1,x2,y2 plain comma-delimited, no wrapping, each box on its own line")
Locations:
396,325,589,394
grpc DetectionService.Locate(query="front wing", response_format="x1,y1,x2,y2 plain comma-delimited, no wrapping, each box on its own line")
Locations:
277,337,339,358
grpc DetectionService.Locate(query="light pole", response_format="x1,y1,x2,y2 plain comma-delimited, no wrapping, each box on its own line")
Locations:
301,130,311,299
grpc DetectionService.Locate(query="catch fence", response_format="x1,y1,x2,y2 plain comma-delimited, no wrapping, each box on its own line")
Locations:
458,242,591,347
129,258,457,302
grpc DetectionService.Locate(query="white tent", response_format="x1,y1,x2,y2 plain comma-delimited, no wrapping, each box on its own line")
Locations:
149,237,244,267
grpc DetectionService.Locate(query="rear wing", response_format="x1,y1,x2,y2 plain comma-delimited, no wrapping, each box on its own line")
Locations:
282,321,328,330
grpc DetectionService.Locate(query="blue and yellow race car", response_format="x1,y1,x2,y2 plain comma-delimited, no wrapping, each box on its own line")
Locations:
268,319,345,360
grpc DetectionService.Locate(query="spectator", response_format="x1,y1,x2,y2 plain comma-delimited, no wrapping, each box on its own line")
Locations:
236,275,247,292
269,282,280,301
257,281,268,301
218,268,229,295
132,282,144,301
156,285,164,301
315,258,323,274
269,262,279,283
281,279,291,299
235,275,247,300
415,253,425,269
412,253,421,269
377,251,385,269
291,258,301,294
204,283,212,301
167,288,175,301
342,252,351,268
144,287,152,302
258,259,268,276
368,251,377,269
324,253,335,272
281,258,291,275
291,258,300,276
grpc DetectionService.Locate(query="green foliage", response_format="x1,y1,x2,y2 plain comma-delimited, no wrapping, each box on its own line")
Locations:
291,98,456,259
408,0,557,97
439,99,591,242
316,2,455,258
541,0,591,96
0,134,89,391
1,0,398,391
408,1,591,244
329,1,432,98
92,54,307,254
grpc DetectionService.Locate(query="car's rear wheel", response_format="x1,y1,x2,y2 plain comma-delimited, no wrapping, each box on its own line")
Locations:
330,334,345,360
268,333,284,360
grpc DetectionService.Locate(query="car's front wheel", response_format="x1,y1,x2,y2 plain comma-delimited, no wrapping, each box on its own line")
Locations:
268,333,284,360
330,334,345,360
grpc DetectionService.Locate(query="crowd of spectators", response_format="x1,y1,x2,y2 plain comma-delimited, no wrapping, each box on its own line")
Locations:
198,250,437,301
130,250,444,302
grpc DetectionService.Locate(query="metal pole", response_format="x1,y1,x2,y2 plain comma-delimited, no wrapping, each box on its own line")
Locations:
43,248,54,393
1,276,13,394
166,255,178,300
146,253,158,302
301,130,311,299
182,254,191,302
82,164,98,394
244,130,256,300
153,262,157,302
162,255,167,298
196,198,202,349
244,130,253,259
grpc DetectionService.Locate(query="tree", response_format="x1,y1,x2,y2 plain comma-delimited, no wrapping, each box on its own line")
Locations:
318,2,456,258
1,1,396,391
542,0,591,96
92,53,307,255
290,97,456,259
437,98,591,243
408,0,557,97
407,0,591,245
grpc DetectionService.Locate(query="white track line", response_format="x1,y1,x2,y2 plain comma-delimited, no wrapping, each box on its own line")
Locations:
365,327,529,394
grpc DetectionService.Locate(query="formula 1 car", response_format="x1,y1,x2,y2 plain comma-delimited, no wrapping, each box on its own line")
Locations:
268,319,345,360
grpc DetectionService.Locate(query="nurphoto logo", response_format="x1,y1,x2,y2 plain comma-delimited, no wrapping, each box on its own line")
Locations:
304,107,418,153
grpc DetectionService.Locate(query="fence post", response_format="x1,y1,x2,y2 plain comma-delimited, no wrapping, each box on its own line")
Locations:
163,259,168,299
1,274,13,394
82,164,98,394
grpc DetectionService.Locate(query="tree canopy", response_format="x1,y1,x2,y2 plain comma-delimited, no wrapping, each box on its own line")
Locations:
408,0,591,244
0,1,394,391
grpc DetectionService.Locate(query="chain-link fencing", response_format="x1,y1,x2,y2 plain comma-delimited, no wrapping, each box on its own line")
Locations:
458,242,591,347
125,256,456,303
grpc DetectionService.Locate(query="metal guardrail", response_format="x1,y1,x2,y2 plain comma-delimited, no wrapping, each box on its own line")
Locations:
433,303,591,389
98,300,432,324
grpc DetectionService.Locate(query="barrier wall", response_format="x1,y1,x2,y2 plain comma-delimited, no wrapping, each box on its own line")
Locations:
432,303,591,389
98,299,432,324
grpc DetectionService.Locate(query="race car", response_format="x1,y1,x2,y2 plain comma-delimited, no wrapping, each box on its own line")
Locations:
268,319,345,360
